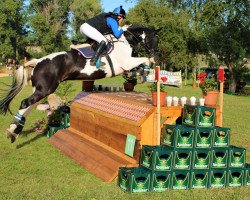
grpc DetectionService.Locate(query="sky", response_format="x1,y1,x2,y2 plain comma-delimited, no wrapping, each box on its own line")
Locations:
101,0,135,13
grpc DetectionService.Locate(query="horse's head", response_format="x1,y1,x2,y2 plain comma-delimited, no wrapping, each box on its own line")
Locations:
123,25,159,63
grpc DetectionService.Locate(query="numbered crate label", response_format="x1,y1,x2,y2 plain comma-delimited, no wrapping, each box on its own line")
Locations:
190,170,209,189
182,105,215,127
195,128,213,148
229,146,246,168
174,151,192,170
245,164,250,186
172,171,190,190
193,150,211,169
151,172,171,191
140,145,173,171
228,169,244,187
211,149,228,168
118,167,151,193
213,127,230,147
125,134,136,157
210,170,227,188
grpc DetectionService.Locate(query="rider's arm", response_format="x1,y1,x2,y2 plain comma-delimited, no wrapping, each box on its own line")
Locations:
106,17,124,39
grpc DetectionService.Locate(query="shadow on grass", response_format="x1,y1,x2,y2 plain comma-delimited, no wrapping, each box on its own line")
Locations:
16,129,46,149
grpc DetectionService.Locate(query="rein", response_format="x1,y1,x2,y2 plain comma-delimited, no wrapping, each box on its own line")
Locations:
124,29,152,53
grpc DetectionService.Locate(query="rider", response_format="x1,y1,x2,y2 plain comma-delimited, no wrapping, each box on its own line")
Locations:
80,6,126,66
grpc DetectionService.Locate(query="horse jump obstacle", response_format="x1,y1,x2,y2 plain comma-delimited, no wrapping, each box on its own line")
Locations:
49,92,221,182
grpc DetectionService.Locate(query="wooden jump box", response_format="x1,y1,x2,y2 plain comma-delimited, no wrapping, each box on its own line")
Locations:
49,92,221,182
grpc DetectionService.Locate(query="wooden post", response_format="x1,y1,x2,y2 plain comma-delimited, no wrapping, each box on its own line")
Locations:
219,82,224,126
218,67,225,127
156,66,161,145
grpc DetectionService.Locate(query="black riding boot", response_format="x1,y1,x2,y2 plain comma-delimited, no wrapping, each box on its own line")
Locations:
90,41,106,66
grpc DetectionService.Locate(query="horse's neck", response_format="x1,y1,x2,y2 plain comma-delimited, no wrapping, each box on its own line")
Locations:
106,34,128,44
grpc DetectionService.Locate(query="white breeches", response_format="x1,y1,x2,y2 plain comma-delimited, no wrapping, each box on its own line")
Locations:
80,23,108,44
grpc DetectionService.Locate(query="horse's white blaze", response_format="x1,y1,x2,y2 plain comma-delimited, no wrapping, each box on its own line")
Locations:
37,52,67,64
140,31,146,42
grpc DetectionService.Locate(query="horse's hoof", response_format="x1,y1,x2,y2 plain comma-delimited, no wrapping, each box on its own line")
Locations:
6,130,16,143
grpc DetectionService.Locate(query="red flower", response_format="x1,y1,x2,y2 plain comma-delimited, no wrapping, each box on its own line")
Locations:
197,73,207,85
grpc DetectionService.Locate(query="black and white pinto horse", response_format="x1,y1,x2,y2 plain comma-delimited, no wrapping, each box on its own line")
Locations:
0,25,159,143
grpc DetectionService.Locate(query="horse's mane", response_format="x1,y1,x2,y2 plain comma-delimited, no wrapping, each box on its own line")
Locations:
127,24,154,31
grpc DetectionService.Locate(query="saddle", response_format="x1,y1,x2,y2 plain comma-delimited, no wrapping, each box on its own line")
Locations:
70,42,115,77
71,42,114,59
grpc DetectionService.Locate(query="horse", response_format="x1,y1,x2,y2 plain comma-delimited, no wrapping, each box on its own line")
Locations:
0,25,160,143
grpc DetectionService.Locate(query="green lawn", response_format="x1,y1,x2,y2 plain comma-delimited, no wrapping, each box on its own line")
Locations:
0,76,250,200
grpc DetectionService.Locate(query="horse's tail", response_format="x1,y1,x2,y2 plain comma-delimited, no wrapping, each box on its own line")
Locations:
0,66,27,115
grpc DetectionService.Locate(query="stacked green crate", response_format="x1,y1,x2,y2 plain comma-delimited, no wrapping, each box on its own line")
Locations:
118,167,151,192
118,105,249,192
140,145,174,171
245,164,250,186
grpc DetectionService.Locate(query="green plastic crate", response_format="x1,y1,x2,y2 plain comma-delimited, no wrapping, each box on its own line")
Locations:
245,164,250,186
118,166,151,192
61,112,70,128
140,145,174,171
47,125,65,138
192,149,211,170
213,126,230,148
227,168,245,187
209,169,227,188
190,170,210,189
228,146,246,168
173,149,192,170
161,125,195,148
194,127,214,148
172,170,190,190
151,171,172,191
182,105,215,127
211,148,228,168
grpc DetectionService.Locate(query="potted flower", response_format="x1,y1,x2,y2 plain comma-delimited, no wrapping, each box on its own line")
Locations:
198,72,219,106
122,74,137,92
148,82,167,106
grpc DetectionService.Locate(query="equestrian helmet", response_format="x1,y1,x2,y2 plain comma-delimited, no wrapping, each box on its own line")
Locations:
113,6,126,18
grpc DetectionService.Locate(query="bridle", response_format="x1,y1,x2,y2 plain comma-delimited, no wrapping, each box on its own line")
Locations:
106,29,157,56
124,29,155,55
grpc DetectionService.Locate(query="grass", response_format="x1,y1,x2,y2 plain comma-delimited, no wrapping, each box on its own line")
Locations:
0,76,250,200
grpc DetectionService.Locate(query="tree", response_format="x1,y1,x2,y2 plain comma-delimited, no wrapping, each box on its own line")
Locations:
28,0,71,54
0,0,28,63
70,0,102,41
201,0,250,93
126,0,197,71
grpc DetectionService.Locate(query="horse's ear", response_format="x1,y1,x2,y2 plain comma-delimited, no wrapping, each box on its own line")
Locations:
155,27,163,33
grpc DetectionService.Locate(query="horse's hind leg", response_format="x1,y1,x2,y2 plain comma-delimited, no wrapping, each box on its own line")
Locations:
6,89,51,143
